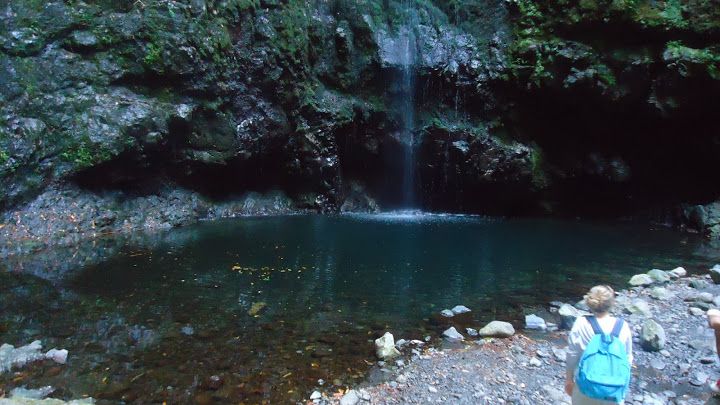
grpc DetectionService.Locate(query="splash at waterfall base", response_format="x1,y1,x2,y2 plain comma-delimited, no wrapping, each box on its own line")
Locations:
319,273,718,405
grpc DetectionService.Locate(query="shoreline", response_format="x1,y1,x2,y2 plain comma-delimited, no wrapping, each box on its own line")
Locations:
314,270,718,405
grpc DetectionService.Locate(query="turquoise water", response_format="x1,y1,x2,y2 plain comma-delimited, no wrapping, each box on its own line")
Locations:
0,214,717,403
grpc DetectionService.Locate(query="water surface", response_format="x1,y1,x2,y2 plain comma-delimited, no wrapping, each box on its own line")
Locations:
1,214,716,403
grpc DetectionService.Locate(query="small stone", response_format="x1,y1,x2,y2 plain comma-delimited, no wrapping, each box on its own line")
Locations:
340,390,361,405
660,350,670,357
697,292,714,303
45,349,68,365
689,307,704,316
629,274,654,287
650,359,666,370
451,305,471,315
647,269,671,283
690,371,708,386
528,357,542,367
248,302,267,316
690,279,711,289
552,347,567,362
443,327,464,342
700,357,716,364
670,267,687,278
536,350,549,358
649,287,670,300
624,299,652,317
525,314,547,330
440,309,454,318
180,326,194,336
310,391,322,400
477,321,515,338
428,385,438,393
466,328,478,337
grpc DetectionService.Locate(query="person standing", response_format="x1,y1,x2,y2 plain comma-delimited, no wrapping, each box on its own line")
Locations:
565,285,634,404
708,309,720,392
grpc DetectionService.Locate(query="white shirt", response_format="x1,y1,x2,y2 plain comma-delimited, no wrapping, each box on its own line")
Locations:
566,315,633,377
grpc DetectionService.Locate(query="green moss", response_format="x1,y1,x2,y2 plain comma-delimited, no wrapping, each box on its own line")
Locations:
61,137,114,170
529,146,548,189
143,42,164,70
665,41,720,79
0,149,9,166
659,0,687,29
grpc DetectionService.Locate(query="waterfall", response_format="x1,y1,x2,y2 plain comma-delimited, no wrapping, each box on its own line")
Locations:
397,3,417,208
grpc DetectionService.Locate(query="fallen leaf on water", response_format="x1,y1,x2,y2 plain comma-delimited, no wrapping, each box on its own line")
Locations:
248,302,267,316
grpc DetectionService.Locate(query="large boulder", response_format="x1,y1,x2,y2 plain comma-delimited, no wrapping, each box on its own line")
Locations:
559,304,590,329
647,269,671,284
640,320,666,352
477,321,515,338
710,265,720,284
375,332,400,360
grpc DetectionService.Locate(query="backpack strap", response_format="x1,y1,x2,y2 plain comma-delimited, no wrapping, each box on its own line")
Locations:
586,316,603,335
611,318,624,338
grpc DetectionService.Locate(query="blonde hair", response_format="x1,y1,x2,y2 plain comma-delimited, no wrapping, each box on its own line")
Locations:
584,285,615,314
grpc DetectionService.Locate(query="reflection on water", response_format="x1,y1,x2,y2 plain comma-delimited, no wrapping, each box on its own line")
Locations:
0,215,717,403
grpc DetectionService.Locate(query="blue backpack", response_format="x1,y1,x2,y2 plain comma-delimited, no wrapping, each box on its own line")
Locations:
576,316,631,403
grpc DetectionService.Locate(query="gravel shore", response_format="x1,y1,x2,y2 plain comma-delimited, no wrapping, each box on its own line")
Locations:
317,271,720,405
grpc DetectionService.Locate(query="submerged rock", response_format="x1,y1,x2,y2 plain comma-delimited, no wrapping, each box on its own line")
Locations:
477,321,515,338
0,340,45,373
375,332,401,360
1,386,94,404
640,319,666,352
45,348,68,365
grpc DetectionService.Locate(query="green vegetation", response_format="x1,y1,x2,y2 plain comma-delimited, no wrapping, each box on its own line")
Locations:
665,41,720,79
61,137,114,169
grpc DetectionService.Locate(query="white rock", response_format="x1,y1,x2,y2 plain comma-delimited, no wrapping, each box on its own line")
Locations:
689,307,704,316
670,267,687,278
440,309,454,318
442,327,464,341
525,314,547,330
477,321,515,338
0,340,45,373
45,349,68,365
529,357,542,367
466,328,478,337
451,305,471,315
310,391,322,400
375,332,401,360
428,385,438,393
629,274,654,287
340,390,361,405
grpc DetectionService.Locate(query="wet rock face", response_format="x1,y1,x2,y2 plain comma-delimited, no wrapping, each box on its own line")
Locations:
416,122,541,213
1,0,720,223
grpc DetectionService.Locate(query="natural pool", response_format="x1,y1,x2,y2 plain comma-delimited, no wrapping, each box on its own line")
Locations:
1,213,718,403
